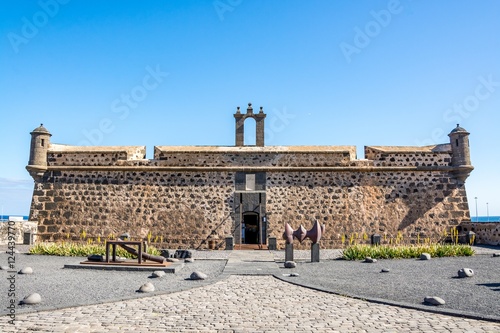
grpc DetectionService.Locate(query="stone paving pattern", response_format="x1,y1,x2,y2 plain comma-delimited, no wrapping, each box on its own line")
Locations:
2,275,500,333
2,249,500,332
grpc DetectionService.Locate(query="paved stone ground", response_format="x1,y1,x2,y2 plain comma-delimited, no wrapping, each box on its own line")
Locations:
1,275,499,333
2,248,500,332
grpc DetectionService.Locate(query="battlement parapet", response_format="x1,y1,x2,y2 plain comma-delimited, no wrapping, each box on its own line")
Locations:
154,145,357,168
47,144,146,166
365,144,452,167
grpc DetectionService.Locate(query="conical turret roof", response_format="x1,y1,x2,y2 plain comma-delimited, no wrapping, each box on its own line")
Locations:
31,123,51,135
449,124,468,134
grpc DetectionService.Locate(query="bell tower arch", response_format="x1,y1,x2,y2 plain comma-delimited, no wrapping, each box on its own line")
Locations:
234,103,266,146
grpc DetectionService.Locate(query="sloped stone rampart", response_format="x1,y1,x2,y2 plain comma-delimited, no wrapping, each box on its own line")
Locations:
0,221,38,245
31,171,235,249
29,167,471,249
266,171,470,249
459,222,500,246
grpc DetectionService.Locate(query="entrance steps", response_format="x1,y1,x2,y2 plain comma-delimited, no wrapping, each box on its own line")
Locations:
233,244,268,250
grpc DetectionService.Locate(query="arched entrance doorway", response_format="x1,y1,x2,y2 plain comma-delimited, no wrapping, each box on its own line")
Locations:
242,212,259,244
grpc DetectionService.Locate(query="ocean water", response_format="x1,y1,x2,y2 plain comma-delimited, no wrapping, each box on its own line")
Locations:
470,216,500,222
0,215,29,221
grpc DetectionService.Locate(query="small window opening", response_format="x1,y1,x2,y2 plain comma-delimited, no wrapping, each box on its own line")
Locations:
455,139,459,147
41,139,45,147
246,174,255,191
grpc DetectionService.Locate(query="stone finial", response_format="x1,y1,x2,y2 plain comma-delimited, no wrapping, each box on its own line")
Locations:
247,103,253,114
259,106,264,113
236,106,241,114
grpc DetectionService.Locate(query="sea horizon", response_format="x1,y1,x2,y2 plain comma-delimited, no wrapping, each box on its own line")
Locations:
470,216,500,222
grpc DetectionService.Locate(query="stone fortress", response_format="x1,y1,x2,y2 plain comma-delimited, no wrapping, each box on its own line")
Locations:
26,103,477,249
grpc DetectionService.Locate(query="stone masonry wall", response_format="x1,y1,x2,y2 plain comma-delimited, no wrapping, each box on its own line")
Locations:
29,142,472,249
31,171,235,249
48,152,131,166
47,146,146,166
30,167,471,250
458,222,500,246
265,171,470,249
0,221,38,245
364,148,452,167
154,150,355,167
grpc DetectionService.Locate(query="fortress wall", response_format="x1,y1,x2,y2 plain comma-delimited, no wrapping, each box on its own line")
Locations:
27,121,474,250
48,152,130,166
30,171,235,249
459,222,500,246
47,146,146,166
29,166,471,249
154,150,357,167
364,150,452,167
266,170,470,249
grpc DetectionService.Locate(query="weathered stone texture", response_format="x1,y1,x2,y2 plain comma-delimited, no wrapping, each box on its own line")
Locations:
29,167,471,249
364,146,452,167
26,121,475,249
47,145,146,166
266,171,470,249
154,147,357,168
459,222,500,246
0,221,38,245
31,171,235,249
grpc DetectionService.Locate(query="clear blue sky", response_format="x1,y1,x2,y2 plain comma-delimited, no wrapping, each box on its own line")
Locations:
1,0,499,216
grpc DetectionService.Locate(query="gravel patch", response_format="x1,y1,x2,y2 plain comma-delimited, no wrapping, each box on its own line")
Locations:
0,253,226,315
277,254,500,320
2,245,499,321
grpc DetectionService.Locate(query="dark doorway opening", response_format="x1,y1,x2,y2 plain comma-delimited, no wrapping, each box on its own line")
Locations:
242,213,259,244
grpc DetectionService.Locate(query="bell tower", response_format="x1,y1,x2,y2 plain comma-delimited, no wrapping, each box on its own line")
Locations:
234,103,266,146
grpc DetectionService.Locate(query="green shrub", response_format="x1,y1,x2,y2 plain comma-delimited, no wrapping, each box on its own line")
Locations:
341,243,474,260
29,242,161,258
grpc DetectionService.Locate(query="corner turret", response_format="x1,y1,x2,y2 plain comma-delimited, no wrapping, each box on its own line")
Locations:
27,124,51,180
448,124,473,182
